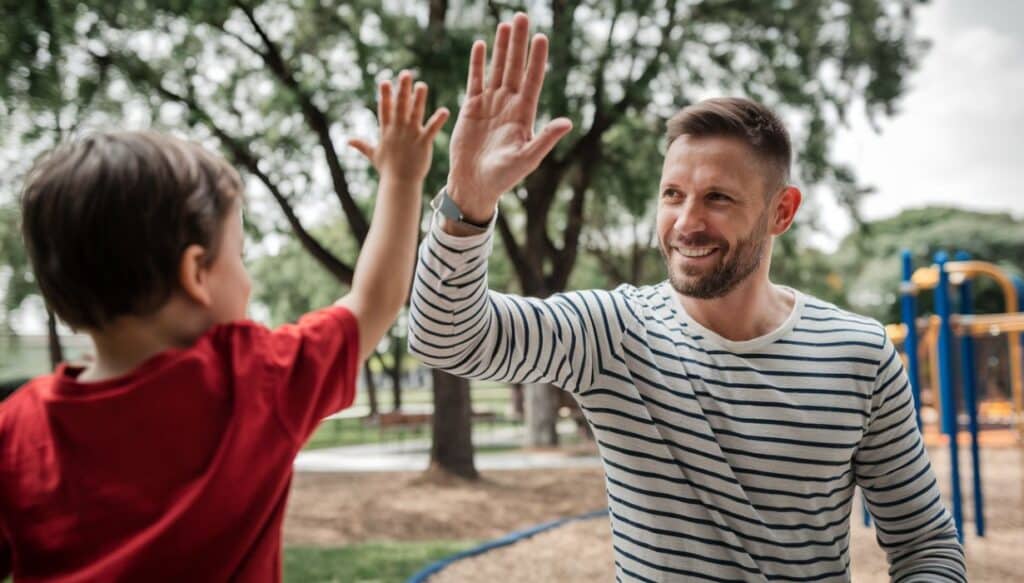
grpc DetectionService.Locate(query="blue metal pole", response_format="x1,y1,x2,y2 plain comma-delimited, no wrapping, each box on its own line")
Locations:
1014,275,1024,353
934,251,964,543
954,251,984,537
861,492,872,527
901,250,923,429
1014,275,1024,312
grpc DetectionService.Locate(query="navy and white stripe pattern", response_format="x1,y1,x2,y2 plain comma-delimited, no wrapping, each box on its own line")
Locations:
409,221,966,582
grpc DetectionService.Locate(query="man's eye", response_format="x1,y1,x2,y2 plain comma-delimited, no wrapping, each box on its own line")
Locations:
662,188,680,198
708,192,731,202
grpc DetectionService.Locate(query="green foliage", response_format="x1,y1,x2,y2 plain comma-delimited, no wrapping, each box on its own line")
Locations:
283,541,475,583
250,220,354,326
0,0,931,332
0,203,33,327
834,206,1024,322
770,232,849,308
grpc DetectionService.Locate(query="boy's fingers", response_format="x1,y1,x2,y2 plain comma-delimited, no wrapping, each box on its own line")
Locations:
396,71,413,122
467,41,486,97
488,22,511,89
422,108,450,140
347,138,375,161
411,82,428,124
379,80,393,127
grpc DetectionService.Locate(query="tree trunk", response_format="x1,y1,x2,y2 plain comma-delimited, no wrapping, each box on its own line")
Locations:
363,359,379,417
46,309,64,370
389,335,402,412
511,383,524,420
525,383,560,447
428,369,477,479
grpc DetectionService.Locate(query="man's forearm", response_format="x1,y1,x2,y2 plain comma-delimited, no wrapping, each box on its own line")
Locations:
408,216,612,392
408,216,494,372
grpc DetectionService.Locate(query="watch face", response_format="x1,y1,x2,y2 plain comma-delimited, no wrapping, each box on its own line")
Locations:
436,189,460,220
432,188,488,232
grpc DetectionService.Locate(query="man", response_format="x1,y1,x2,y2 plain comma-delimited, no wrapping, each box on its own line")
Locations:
410,13,966,582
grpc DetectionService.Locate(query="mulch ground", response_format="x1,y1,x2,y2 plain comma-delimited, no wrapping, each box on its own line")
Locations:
284,445,1024,581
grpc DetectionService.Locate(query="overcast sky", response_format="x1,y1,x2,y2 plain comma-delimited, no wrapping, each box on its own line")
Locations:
815,0,1024,249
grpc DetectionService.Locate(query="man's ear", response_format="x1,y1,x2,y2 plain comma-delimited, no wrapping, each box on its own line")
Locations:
771,186,802,236
179,244,213,307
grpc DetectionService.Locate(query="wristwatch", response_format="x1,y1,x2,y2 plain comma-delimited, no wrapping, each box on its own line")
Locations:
430,186,493,234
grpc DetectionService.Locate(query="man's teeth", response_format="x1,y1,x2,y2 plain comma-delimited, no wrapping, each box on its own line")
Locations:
678,246,716,258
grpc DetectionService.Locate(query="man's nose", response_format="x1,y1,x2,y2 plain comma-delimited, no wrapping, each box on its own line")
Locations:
674,198,707,238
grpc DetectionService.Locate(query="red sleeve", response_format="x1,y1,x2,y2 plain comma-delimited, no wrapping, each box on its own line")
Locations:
0,526,11,579
248,306,360,443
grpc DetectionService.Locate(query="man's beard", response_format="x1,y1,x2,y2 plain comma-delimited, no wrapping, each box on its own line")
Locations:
661,215,770,299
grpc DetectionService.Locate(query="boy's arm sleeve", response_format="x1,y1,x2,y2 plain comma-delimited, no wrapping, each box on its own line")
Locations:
1,527,11,578
854,336,966,581
255,306,361,443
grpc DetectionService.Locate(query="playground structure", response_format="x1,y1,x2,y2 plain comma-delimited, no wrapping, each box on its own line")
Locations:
884,249,1024,543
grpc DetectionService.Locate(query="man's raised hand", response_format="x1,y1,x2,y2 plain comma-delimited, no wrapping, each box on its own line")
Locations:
445,13,573,223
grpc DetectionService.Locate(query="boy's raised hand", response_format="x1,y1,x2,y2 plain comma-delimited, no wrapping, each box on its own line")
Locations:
445,13,573,224
340,72,449,363
348,71,449,184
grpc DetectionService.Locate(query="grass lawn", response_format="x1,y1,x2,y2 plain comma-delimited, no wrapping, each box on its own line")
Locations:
284,540,475,583
351,383,513,409
0,541,473,582
303,415,524,450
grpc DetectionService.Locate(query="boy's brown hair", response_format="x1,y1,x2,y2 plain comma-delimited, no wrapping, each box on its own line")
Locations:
20,131,243,330
666,97,792,193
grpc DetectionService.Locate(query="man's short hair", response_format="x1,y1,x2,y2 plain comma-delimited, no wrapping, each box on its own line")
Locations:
665,97,792,192
20,131,243,330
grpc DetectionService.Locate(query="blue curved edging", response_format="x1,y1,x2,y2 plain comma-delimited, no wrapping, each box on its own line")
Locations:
406,508,608,583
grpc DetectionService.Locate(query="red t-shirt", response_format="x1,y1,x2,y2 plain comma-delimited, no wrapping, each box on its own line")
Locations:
0,306,359,582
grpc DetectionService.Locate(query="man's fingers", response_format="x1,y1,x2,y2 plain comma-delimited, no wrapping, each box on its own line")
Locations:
422,108,450,140
411,82,428,124
378,80,392,127
467,41,486,97
488,22,511,90
519,117,573,167
521,34,549,113
347,138,375,161
502,13,530,92
396,71,413,122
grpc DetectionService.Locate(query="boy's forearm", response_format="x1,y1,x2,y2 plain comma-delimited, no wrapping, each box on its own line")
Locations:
339,173,423,360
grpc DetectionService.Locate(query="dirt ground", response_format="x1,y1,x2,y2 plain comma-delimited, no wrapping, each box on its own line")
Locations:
284,445,1024,581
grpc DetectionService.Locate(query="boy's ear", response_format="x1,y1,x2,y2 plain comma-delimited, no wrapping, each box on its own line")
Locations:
179,244,213,307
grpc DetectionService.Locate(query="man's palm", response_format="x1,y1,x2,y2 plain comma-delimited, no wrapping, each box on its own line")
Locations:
446,14,572,221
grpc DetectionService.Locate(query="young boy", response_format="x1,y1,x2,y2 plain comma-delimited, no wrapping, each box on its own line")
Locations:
0,71,447,581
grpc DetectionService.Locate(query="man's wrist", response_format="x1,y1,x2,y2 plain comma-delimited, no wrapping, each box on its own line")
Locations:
444,183,496,225
440,217,491,237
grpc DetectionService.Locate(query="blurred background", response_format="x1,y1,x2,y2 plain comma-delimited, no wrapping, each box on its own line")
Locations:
1,0,1021,581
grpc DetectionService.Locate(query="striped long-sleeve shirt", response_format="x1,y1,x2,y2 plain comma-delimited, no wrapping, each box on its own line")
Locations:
409,220,966,582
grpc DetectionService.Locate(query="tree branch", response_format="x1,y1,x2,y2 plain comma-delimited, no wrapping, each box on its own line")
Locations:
232,0,370,243
548,165,591,292
561,0,681,166
586,243,629,284
103,50,355,284
496,209,545,296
